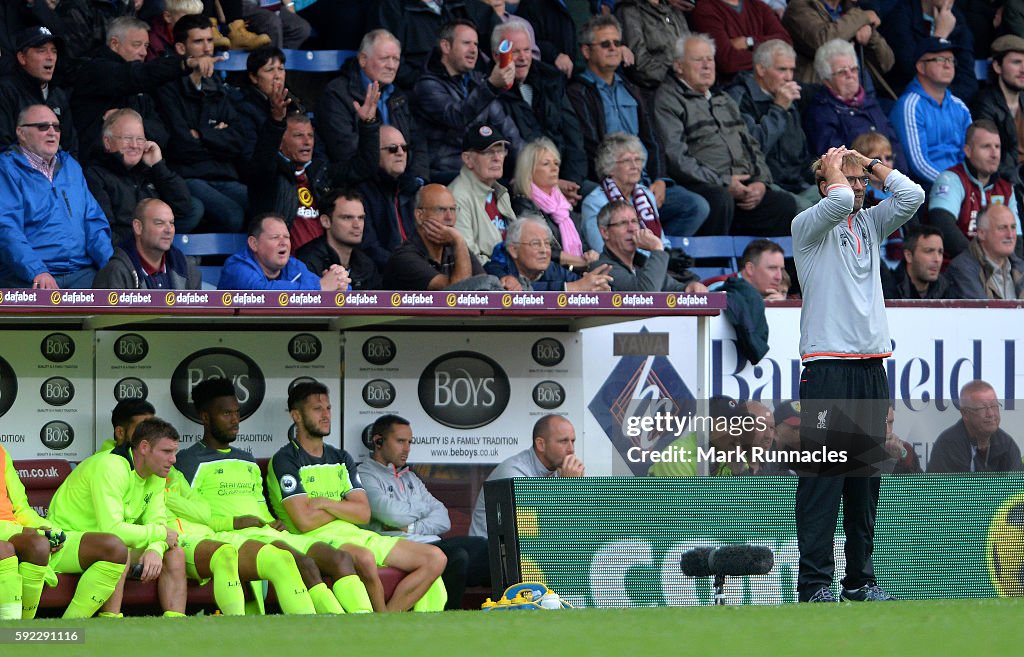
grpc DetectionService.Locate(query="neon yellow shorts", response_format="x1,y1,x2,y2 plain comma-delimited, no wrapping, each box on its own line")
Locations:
0,522,89,575
305,520,400,566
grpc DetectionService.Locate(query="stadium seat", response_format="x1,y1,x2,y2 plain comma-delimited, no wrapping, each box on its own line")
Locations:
214,49,356,74
733,235,793,259
215,50,250,72
281,49,356,73
174,233,249,257
667,235,737,270
175,233,249,289
976,58,990,81
15,459,72,518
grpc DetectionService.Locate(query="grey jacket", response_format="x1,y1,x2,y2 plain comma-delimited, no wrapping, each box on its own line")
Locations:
93,245,201,290
615,0,691,89
792,170,924,360
653,74,773,188
359,458,451,543
724,71,813,192
597,247,692,292
946,237,1024,300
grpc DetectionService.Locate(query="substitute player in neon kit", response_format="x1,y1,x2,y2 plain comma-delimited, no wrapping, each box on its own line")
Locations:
167,377,373,613
268,381,448,611
0,444,127,619
48,418,249,616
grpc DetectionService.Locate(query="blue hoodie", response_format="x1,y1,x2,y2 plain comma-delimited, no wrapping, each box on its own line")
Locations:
217,245,322,290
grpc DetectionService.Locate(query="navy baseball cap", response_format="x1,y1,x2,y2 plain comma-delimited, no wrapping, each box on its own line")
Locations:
774,400,801,427
913,36,958,62
16,26,60,52
462,124,508,152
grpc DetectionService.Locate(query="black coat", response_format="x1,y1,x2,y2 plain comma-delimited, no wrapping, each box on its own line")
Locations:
84,151,192,245
0,66,77,156
567,72,666,181
156,75,246,181
517,0,578,68
244,118,345,225
412,48,522,183
56,0,135,68
72,46,179,162
358,170,420,269
376,0,480,91
496,60,587,185
315,56,428,182
295,236,383,290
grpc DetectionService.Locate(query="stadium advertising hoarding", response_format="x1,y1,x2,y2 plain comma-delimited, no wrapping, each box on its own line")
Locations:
712,306,1024,470
94,331,340,457
508,476,1024,607
0,331,94,460
343,332,582,463
582,308,1024,475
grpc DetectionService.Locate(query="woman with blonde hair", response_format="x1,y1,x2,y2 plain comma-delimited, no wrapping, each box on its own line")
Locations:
511,138,597,271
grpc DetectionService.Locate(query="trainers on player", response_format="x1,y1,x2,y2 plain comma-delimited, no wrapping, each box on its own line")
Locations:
806,587,837,603
840,584,894,601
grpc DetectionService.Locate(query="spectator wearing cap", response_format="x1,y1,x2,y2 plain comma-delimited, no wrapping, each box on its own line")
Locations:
0,26,78,156
889,36,972,187
413,19,522,184
448,124,517,264
878,0,977,104
383,183,502,291
316,29,429,184
970,35,1024,201
0,104,112,289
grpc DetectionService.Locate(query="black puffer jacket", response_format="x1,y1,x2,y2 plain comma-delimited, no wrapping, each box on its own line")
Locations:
156,75,246,181
315,56,428,182
85,150,192,245
412,48,522,183
495,59,587,185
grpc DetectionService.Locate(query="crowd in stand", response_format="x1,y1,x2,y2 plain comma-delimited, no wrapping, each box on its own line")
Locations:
3,0,1024,299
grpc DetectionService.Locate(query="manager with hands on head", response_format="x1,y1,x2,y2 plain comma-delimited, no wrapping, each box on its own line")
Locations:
791,143,924,604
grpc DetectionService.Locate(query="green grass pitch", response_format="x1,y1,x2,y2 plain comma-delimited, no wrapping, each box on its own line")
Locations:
3,599,1024,657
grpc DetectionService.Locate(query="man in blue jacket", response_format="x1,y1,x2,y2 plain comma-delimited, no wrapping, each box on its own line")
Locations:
218,213,350,290
0,104,113,289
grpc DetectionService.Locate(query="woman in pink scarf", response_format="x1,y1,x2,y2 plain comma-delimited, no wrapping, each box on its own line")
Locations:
511,138,598,272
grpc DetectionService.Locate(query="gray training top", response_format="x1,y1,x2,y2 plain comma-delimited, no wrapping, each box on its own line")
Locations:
792,170,924,361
